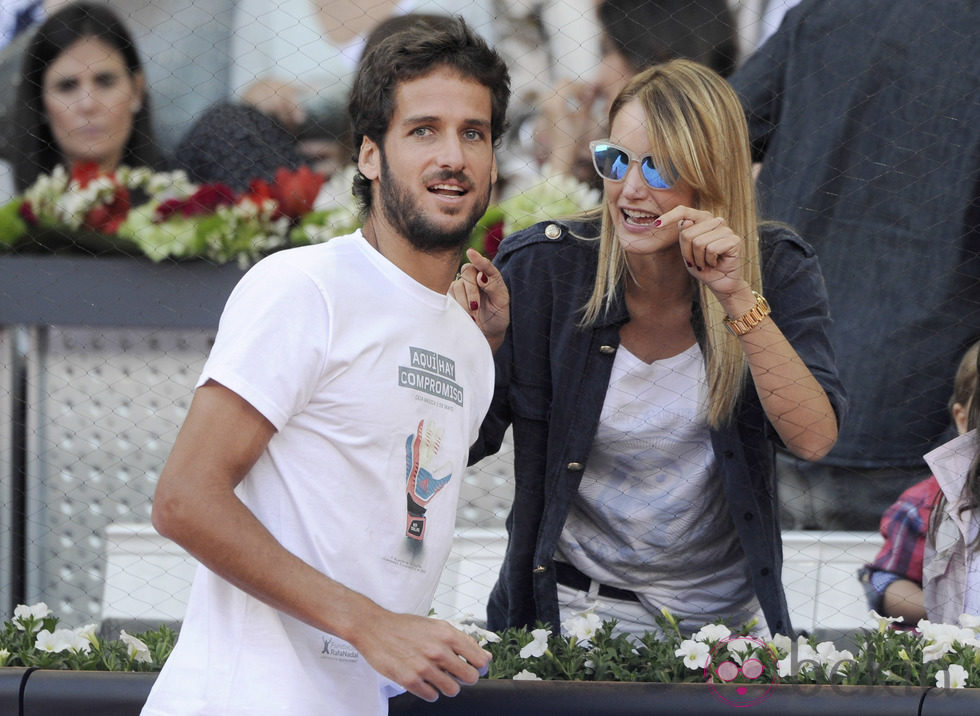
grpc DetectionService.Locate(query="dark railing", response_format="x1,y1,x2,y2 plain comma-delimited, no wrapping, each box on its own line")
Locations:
3,669,980,715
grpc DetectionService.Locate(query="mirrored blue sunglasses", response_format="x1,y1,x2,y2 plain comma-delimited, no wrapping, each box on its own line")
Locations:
589,141,672,190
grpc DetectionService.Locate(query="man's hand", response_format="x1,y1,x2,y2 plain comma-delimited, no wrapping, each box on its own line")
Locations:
451,248,509,353
352,610,491,702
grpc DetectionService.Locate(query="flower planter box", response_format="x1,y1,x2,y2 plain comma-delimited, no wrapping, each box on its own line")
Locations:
394,681,974,715
19,669,158,716
3,669,978,716
0,667,27,714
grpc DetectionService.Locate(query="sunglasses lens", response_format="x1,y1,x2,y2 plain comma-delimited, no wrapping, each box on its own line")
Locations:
592,143,672,189
593,144,630,181
640,157,671,189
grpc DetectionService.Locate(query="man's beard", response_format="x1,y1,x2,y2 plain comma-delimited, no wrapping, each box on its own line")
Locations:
378,152,491,253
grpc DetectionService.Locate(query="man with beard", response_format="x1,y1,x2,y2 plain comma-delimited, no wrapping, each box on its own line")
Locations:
142,18,510,716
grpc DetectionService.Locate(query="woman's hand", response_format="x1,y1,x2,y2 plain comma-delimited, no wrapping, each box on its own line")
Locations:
450,248,510,353
659,205,761,319
658,206,838,460
659,205,747,296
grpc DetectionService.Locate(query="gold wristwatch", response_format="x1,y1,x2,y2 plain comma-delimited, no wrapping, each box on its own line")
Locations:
724,291,771,336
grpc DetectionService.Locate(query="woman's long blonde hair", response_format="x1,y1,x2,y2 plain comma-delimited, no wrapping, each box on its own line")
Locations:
581,59,763,427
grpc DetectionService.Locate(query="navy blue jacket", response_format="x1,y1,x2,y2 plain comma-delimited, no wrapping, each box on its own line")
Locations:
469,219,847,637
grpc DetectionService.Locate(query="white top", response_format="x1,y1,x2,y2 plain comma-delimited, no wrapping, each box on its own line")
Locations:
558,342,755,626
142,233,495,715
230,0,497,118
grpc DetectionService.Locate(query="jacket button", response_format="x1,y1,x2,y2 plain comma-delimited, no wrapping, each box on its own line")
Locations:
744,512,754,521
599,345,616,354
533,565,547,574
567,462,584,471
545,224,562,239
760,568,770,577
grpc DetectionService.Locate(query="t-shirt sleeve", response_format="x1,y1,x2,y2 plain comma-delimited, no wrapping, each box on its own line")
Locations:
198,252,330,431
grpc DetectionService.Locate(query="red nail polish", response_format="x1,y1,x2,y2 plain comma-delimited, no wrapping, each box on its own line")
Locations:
470,301,479,311
480,273,489,284
653,219,662,227
685,261,693,268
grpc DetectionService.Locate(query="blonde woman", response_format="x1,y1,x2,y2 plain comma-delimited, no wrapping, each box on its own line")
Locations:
466,60,845,638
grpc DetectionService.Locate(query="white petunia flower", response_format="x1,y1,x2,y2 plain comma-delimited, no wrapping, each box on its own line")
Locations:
513,669,542,681
675,639,711,670
119,630,153,664
918,619,978,662
815,642,855,678
74,624,99,650
922,640,956,663
936,664,968,689
35,628,79,653
725,637,754,663
693,623,731,644
769,633,792,653
561,608,602,646
869,609,904,633
776,638,820,678
446,618,501,646
959,613,980,632
13,603,51,631
519,628,551,659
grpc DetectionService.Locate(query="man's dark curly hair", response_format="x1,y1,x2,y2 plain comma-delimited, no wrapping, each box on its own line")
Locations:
348,16,510,216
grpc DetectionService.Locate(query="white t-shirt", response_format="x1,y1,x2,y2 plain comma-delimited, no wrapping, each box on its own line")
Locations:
142,233,494,715
558,343,755,628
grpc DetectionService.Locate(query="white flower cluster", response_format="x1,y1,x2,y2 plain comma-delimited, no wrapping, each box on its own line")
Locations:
12,602,52,629
770,634,855,680
918,616,980,664
35,625,97,655
9,601,152,664
511,605,610,678
674,623,734,670
21,165,193,231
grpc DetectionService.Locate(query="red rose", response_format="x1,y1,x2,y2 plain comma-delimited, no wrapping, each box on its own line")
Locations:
243,166,325,220
483,219,504,260
67,161,130,234
70,161,102,188
19,200,37,225
154,183,237,222
272,166,324,220
83,186,131,235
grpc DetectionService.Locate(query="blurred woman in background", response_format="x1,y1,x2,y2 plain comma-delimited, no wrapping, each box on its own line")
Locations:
1,1,162,200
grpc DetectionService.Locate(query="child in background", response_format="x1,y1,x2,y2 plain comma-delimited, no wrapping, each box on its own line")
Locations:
922,342,980,622
860,341,979,623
